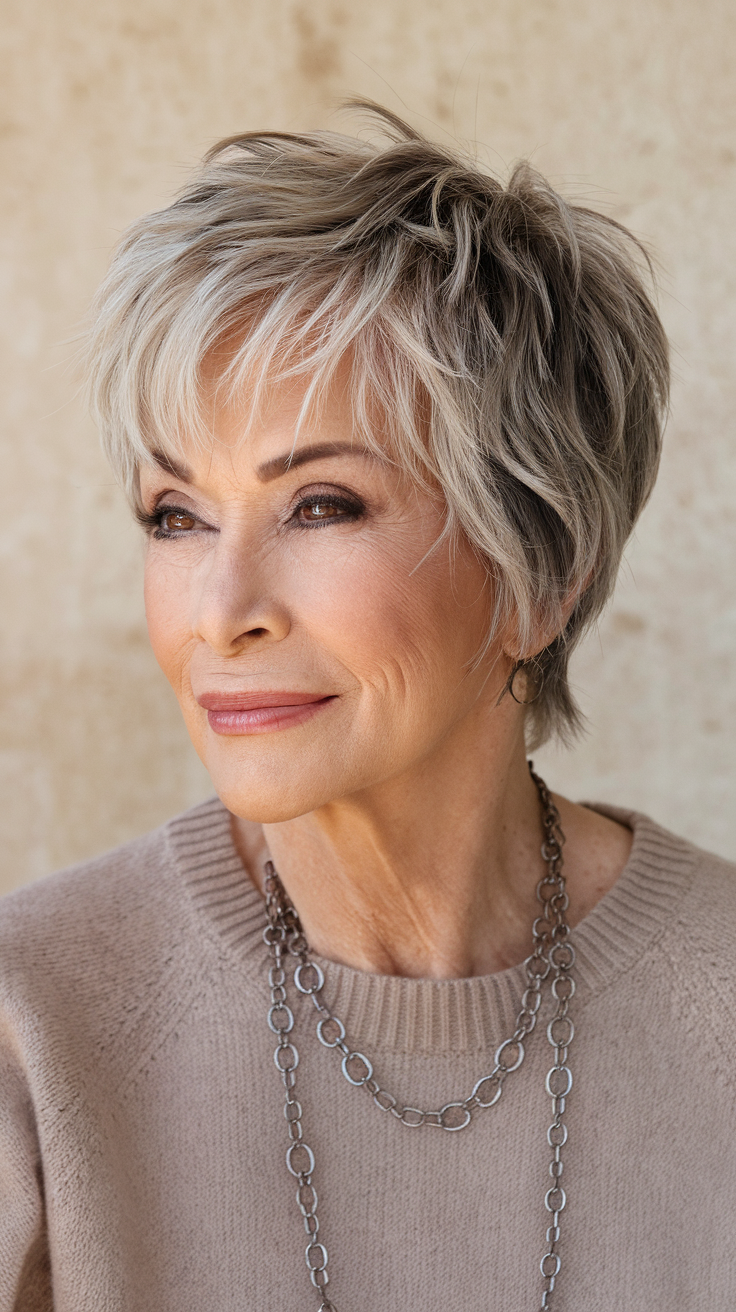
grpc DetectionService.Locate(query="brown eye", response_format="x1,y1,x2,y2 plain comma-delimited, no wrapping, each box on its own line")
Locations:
300,502,342,522
161,510,196,532
294,494,364,527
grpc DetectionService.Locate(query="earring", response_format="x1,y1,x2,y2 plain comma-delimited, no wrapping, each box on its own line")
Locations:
508,659,544,705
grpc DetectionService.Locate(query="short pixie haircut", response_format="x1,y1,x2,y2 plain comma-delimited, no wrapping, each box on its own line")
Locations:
87,103,669,747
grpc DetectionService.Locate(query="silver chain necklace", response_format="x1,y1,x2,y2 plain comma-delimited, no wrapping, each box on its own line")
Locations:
262,764,576,1310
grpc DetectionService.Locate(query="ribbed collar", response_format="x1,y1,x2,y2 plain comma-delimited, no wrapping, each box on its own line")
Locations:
166,796,696,1055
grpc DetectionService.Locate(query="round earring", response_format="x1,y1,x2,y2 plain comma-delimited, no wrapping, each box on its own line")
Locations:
508,659,544,705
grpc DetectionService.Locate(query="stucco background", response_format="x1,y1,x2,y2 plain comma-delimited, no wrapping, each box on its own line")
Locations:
1,0,734,895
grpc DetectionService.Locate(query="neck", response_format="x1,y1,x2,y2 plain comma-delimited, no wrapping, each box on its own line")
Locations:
231,705,632,980
235,704,547,977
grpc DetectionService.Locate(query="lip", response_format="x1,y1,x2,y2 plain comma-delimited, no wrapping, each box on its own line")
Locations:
196,690,337,736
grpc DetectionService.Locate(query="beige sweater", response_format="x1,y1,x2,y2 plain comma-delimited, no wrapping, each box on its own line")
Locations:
1,797,735,1311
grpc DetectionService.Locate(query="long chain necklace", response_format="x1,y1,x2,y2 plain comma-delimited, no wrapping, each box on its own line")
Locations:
262,764,576,1310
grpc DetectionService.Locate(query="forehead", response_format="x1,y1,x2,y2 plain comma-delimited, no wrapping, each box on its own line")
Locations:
141,352,397,489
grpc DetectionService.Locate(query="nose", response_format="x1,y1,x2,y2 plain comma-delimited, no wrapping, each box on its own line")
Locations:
190,536,291,656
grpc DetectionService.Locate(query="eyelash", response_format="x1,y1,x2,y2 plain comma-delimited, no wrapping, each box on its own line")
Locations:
135,505,197,539
136,492,366,539
292,492,365,528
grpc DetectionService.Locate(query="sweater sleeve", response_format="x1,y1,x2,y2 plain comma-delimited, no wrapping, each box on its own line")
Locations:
0,1029,52,1311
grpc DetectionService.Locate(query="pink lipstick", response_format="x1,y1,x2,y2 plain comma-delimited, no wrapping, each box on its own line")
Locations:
197,690,336,735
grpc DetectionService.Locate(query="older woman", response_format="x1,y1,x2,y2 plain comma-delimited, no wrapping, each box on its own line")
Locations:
1,104,734,1312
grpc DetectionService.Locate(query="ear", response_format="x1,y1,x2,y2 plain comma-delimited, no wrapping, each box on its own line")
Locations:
501,583,583,664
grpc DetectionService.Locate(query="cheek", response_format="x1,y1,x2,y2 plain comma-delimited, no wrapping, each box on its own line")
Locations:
143,556,192,685
300,536,490,699
144,560,212,760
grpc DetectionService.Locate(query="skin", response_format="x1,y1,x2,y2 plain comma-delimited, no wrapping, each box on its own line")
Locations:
140,365,632,979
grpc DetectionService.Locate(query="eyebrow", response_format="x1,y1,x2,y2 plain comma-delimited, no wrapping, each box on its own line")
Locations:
149,441,381,486
256,441,381,482
151,450,192,481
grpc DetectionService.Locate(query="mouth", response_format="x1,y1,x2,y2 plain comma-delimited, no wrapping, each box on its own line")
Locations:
196,690,338,736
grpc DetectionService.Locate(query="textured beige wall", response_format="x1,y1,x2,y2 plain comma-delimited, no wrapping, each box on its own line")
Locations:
1,0,734,895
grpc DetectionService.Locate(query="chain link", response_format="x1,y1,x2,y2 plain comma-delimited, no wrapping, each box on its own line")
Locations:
528,765,575,1310
263,762,574,1310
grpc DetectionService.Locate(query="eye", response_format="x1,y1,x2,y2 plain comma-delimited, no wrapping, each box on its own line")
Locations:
135,503,207,538
159,509,197,533
301,502,342,522
293,493,364,527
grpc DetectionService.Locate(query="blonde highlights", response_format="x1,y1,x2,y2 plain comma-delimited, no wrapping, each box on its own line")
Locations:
86,103,669,746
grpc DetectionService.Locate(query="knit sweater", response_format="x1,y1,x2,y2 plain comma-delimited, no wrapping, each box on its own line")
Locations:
1,797,735,1312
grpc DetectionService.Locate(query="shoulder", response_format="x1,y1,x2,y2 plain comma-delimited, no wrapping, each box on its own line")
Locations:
654,826,736,1087
580,801,736,996
0,798,227,1033
592,801,736,923
576,804,736,1091
608,804,736,1019
669,827,736,962
633,811,736,938
0,815,171,971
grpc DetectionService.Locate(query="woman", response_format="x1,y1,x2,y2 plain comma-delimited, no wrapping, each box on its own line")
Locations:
1,104,734,1312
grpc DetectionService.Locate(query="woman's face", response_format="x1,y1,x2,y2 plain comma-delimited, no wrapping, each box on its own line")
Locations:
140,369,512,823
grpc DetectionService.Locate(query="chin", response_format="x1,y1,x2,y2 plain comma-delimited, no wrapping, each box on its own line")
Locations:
212,781,338,826
205,748,360,825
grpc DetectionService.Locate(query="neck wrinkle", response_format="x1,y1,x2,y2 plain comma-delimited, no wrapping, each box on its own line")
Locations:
167,795,696,1056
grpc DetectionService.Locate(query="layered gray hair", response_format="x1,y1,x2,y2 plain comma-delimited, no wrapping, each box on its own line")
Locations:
86,103,669,747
